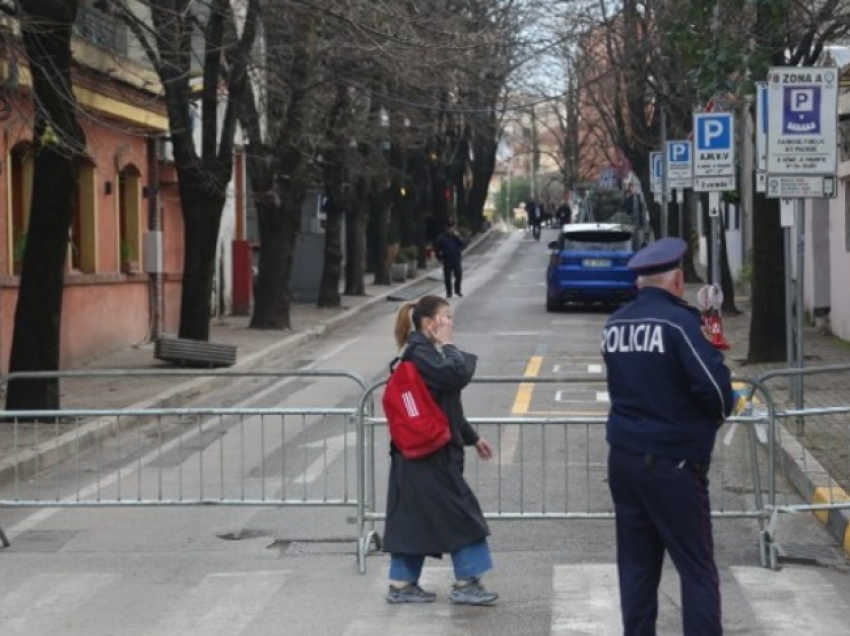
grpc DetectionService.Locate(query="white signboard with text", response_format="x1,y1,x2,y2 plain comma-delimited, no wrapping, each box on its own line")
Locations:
666,140,693,189
693,112,735,191
766,67,838,176
766,175,837,199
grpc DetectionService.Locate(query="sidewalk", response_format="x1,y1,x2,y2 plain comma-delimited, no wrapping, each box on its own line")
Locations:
2,234,850,552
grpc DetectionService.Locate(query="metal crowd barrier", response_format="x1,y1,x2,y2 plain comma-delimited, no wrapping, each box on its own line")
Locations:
356,376,773,573
0,369,370,546
752,364,850,566
2,366,821,571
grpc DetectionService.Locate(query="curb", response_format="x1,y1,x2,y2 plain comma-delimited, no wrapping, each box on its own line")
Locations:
770,425,850,557
0,230,494,488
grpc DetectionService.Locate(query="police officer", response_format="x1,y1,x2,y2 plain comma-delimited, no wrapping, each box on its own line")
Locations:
601,237,734,636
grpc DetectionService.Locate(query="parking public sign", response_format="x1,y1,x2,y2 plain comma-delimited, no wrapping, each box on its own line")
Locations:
766,67,838,177
693,112,735,191
666,140,692,189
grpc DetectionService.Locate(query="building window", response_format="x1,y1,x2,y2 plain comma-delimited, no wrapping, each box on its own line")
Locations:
118,166,142,273
8,143,33,274
71,161,97,273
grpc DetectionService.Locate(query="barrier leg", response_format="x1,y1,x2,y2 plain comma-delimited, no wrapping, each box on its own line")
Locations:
0,525,9,548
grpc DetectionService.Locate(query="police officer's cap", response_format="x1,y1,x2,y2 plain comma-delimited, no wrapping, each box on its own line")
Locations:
628,237,687,275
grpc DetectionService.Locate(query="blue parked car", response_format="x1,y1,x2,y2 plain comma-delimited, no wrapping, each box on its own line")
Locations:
546,223,639,311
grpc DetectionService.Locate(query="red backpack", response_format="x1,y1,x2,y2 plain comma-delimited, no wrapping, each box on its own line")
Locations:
382,357,451,459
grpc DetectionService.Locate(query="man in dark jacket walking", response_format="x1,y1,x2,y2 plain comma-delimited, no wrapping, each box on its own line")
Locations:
602,237,734,636
435,219,465,297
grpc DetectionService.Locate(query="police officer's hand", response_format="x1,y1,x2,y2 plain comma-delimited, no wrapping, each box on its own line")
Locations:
474,438,494,461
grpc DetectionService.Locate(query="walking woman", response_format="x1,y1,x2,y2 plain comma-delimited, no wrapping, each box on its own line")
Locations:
383,295,498,605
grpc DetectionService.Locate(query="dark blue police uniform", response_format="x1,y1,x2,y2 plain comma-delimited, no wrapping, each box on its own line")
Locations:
601,238,734,636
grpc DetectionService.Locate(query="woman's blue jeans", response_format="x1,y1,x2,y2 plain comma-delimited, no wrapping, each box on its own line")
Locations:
389,538,493,583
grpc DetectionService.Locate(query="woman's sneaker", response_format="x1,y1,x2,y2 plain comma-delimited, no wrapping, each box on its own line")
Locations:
386,582,437,604
449,578,498,606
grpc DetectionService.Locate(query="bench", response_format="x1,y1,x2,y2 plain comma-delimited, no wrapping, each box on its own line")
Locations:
154,337,237,368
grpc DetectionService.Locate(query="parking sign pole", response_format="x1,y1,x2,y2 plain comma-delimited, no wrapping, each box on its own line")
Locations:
676,190,684,239
660,105,669,238
795,200,805,415
783,224,795,398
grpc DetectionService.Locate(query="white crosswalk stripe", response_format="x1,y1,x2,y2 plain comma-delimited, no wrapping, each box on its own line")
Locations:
1,563,848,634
342,568,468,635
551,564,621,634
0,573,119,636
144,571,289,636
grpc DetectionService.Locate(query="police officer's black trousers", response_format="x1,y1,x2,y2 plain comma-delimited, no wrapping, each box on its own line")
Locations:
442,260,462,296
608,446,722,636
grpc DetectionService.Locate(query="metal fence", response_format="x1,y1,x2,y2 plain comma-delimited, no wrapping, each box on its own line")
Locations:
751,364,850,566
356,376,774,573
0,370,369,545
4,365,845,573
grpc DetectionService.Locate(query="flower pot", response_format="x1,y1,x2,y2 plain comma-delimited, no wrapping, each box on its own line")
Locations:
407,261,417,278
390,263,407,282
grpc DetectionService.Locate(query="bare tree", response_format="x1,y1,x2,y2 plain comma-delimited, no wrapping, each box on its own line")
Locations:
115,0,259,340
5,1,87,411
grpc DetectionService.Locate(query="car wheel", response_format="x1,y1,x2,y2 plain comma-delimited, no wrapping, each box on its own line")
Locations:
546,295,559,312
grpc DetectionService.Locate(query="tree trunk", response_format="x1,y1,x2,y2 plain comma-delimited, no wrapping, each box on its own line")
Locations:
317,183,344,307
469,134,497,233
344,177,367,296
719,204,740,315
747,192,786,362
250,192,298,329
317,86,351,307
7,1,84,412
682,190,703,284
372,184,391,285
176,181,225,340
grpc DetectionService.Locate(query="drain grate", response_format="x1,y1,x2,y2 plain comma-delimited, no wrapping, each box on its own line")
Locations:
268,538,355,556
216,528,267,541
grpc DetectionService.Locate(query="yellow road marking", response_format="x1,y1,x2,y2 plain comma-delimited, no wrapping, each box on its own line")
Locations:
511,356,543,415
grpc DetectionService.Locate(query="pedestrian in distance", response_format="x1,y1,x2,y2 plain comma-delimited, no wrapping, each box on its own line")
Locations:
525,200,541,240
435,219,465,298
601,237,735,636
384,295,498,606
555,201,572,227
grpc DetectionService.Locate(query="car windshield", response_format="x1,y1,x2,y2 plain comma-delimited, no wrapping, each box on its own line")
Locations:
562,231,632,252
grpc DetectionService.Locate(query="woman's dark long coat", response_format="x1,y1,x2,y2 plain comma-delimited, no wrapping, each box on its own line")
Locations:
382,331,490,555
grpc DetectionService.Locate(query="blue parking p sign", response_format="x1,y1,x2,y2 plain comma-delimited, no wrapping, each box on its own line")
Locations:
666,140,692,188
693,112,734,177
695,115,731,150
668,141,690,163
